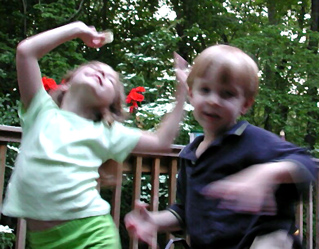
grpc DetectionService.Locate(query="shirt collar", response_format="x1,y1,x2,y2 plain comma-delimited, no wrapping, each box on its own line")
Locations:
224,120,249,136
179,121,249,160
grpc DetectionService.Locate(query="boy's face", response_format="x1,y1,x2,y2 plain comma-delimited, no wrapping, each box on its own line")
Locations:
189,70,253,138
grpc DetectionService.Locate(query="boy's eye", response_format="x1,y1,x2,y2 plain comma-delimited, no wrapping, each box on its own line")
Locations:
221,90,235,98
199,87,210,94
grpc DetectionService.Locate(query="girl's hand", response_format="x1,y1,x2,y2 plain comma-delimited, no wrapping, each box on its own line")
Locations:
174,52,189,101
76,22,108,48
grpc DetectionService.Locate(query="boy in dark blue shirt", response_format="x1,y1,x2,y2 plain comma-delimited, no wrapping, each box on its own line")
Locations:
125,45,316,249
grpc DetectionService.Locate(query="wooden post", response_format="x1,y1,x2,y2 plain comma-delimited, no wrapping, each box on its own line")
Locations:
150,158,160,249
166,158,178,247
296,200,303,242
316,169,319,249
15,219,26,249
130,156,143,249
112,162,123,228
306,184,313,249
0,143,7,213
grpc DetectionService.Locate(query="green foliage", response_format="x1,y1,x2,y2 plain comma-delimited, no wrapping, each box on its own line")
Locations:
0,94,19,126
2,0,317,151
0,226,15,249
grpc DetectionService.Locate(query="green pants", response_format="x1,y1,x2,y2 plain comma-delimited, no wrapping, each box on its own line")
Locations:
28,214,121,249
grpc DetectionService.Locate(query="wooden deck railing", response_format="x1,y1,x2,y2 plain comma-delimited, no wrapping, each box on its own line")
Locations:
0,124,318,249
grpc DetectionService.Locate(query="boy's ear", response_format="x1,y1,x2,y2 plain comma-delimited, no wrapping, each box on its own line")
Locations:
241,97,254,115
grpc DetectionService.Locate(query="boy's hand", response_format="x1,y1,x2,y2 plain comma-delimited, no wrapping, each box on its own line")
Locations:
124,200,158,248
202,164,278,215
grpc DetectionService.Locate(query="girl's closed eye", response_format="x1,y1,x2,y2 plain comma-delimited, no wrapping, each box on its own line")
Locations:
107,77,114,85
105,75,115,85
100,71,105,78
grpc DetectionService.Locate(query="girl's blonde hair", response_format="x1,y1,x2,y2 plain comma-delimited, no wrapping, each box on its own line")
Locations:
51,61,127,124
187,45,259,99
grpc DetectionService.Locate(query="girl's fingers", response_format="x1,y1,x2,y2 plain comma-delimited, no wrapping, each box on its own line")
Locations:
134,200,149,214
176,69,187,83
174,52,189,71
89,26,97,32
91,34,107,47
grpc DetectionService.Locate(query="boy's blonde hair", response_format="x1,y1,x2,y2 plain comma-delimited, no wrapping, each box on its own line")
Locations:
187,45,259,99
52,61,126,124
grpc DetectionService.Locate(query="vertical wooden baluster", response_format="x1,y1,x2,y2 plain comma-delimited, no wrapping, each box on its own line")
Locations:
150,158,160,249
166,158,178,247
112,162,123,228
307,184,313,249
316,171,319,249
150,158,160,211
15,219,26,249
130,156,142,249
168,158,177,206
296,200,303,242
0,143,7,214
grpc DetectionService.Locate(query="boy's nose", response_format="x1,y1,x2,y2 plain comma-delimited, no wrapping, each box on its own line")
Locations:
207,93,221,106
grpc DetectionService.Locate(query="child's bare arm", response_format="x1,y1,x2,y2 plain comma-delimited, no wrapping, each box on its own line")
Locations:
125,201,181,247
16,21,106,109
132,53,189,153
202,161,310,214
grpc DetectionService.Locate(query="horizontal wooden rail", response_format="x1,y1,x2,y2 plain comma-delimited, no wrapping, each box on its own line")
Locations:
0,125,21,143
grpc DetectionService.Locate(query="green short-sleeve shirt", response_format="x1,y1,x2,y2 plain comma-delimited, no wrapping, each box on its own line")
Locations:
2,88,141,220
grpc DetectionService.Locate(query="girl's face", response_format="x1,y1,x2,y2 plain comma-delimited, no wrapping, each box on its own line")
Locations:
68,62,119,109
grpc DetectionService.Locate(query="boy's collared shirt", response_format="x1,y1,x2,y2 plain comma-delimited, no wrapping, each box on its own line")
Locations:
168,121,316,249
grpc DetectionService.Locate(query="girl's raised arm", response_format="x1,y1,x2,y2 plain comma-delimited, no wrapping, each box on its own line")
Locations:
132,53,189,153
16,21,106,109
